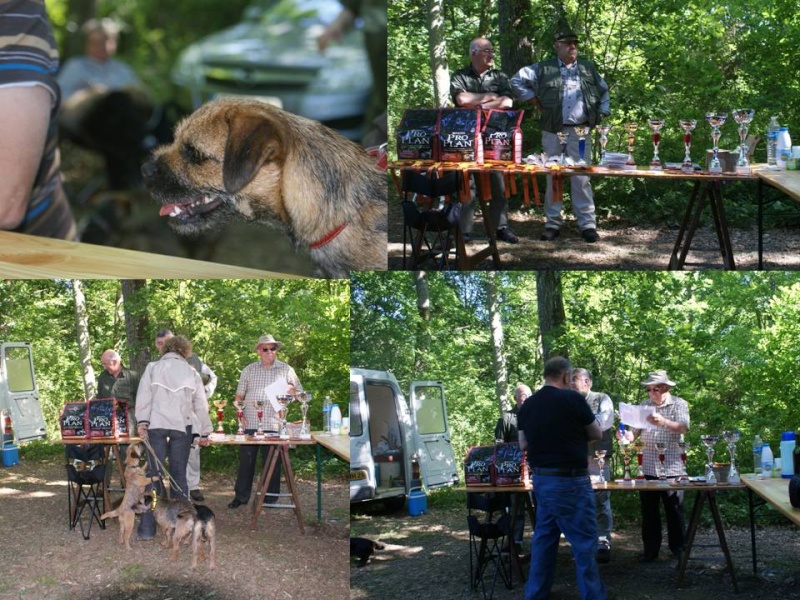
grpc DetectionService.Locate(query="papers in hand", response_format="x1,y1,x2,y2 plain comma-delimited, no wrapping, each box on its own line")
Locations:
618,402,657,429
264,377,290,412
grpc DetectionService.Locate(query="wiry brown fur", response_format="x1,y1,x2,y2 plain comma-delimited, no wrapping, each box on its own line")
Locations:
153,497,197,562
99,462,154,549
141,98,388,277
191,504,217,569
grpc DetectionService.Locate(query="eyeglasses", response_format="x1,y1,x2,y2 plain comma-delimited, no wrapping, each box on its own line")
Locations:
645,386,662,393
260,346,278,353
475,48,494,55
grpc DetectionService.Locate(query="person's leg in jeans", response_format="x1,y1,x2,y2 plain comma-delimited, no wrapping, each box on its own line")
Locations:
662,488,686,557
138,428,168,539
165,427,192,501
525,475,562,600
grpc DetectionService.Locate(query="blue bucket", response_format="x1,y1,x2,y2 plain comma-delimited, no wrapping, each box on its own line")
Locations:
407,487,427,516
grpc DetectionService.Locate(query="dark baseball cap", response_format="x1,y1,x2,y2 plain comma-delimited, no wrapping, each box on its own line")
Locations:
554,28,579,43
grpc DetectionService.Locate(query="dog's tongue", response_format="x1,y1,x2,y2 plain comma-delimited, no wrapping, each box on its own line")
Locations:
159,202,184,217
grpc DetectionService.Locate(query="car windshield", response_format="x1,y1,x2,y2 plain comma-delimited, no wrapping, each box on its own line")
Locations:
244,0,340,26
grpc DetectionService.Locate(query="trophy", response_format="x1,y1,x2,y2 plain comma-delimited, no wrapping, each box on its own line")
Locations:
722,429,741,483
276,394,294,440
298,391,313,439
594,449,607,484
624,122,638,167
700,433,719,482
677,437,689,481
596,124,611,166
556,131,569,165
233,399,245,436
732,109,755,173
705,112,727,174
213,398,227,433
634,437,645,480
654,433,668,481
254,398,266,438
679,119,697,173
647,119,666,170
575,125,591,166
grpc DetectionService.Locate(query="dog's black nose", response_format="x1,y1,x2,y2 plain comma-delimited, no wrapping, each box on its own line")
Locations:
141,160,158,180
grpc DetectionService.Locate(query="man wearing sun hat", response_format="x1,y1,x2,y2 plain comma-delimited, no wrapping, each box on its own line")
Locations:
228,334,303,509
510,26,610,244
618,370,690,564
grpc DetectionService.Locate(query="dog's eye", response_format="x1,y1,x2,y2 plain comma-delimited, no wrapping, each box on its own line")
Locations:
182,144,209,165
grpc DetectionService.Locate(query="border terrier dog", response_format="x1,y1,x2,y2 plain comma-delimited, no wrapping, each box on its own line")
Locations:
100,458,154,549
141,98,388,277
192,504,217,569
153,496,197,562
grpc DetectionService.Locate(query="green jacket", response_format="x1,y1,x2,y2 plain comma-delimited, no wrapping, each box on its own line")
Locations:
537,57,606,133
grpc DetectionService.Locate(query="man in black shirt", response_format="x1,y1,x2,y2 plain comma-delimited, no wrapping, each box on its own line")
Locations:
450,37,518,244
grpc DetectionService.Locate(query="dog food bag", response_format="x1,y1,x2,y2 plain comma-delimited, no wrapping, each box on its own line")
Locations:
482,109,524,163
465,444,495,486
437,108,483,164
60,401,88,439
115,400,130,438
88,398,122,439
396,108,439,160
492,442,528,486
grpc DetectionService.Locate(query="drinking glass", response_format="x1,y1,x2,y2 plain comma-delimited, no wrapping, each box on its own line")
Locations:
647,119,666,170
596,125,611,166
575,125,591,166
276,394,294,440
705,112,727,173
255,398,266,438
732,109,755,172
298,391,313,439
679,119,697,172
624,123,638,167
722,429,741,483
594,449,607,483
700,434,719,482
556,131,569,165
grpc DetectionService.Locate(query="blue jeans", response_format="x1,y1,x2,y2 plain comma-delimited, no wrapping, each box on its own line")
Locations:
525,474,607,600
146,426,192,501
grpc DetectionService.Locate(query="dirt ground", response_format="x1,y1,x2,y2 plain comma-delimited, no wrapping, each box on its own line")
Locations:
351,497,800,600
387,193,800,271
0,454,348,600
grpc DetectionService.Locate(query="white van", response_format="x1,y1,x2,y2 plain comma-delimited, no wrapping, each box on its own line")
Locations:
0,342,47,444
350,368,458,510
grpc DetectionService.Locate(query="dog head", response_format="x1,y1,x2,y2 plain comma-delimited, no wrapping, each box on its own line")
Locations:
125,441,146,466
141,98,287,234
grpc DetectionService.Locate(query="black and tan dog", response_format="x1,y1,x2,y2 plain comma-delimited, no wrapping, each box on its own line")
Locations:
152,496,196,562
192,504,217,570
350,536,385,567
141,98,388,277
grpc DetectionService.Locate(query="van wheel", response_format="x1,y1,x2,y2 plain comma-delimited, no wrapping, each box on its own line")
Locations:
383,496,406,512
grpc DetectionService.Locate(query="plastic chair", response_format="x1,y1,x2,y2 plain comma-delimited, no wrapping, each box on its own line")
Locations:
65,444,107,540
467,492,512,600
401,170,462,269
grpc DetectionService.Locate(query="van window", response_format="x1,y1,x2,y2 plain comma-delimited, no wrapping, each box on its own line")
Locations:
5,347,35,392
349,381,362,436
414,385,446,435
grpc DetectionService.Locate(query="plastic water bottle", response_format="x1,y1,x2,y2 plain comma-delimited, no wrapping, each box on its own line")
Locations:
767,116,780,169
753,434,763,478
777,126,793,170
780,431,796,478
762,443,774,478
322,395,332,433
330,403,342,435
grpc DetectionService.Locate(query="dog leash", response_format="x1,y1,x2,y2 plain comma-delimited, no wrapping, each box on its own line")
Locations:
140,435,186,500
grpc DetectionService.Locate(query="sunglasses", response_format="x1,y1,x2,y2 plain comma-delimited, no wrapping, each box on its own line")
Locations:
645,386,662,393
260,346,278,353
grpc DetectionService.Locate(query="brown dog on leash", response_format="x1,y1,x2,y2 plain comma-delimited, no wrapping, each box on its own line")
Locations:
141,98,388,277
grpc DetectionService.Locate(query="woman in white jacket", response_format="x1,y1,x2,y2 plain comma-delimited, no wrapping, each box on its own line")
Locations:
135,335,212,501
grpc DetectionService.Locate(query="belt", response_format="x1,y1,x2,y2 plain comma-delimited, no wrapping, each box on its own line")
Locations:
562,123,589,128
532,467,589,477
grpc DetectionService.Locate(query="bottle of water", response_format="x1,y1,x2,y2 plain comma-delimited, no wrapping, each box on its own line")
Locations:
322,395,332,433
330,403,342,435
762,443,774,478
767,116,780,169
777,127,793,170
752,434,763,478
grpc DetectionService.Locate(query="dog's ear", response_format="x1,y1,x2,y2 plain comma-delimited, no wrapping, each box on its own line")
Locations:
223,113,284,194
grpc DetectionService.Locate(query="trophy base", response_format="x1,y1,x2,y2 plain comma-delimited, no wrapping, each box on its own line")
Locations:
650,164,662,171
735,165,751,174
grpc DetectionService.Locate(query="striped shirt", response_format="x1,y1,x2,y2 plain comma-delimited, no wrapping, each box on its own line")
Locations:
0,0,77,239
235,360,302,432
637,393,691,477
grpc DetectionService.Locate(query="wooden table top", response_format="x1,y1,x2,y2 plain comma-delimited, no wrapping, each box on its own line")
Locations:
312,432,350,462
741,473,800,526
0,230,302,279
465,478,747,494
757,169,800,202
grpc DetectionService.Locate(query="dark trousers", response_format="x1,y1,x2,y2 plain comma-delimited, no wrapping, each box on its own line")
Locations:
233,429,281,504
145,426,192,501
640,475,685,558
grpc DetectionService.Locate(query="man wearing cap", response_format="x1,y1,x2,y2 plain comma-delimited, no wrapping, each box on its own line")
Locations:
228,334,303,509
510,27,610,244
618,370,690,563
450,36,519,245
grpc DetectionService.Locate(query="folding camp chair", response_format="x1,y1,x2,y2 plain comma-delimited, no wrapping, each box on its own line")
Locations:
467,492,512,600
401,170,462,269
65,444,107,540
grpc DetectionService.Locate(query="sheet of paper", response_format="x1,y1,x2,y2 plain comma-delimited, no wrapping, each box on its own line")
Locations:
618,402,657,429
264,377,290,412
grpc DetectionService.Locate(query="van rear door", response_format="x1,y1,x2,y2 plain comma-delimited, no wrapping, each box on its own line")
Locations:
349,372,375,501
0,343,47,443
409,381,458,488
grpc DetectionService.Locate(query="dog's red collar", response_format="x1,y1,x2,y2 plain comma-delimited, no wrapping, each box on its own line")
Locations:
309,223,347,249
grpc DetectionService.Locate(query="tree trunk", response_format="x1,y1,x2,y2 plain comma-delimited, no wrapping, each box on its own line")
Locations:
487,272,509,413
414,271,431,321
497,0,535,77
536,271,567,360
120,280,151,374
428,0,451,107
72,280,96,400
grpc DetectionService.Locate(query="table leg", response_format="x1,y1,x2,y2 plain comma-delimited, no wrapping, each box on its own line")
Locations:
707,183,736,270
249,446,279,529
748,488,758,575
669,182,702,269
507,493,525,585
758,178,764,270
316,443,322,522
707,491,739,592
676,489,706,586
280,445,306,533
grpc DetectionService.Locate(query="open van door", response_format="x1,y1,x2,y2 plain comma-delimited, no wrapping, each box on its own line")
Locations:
409,381,459,489
0,343,47,443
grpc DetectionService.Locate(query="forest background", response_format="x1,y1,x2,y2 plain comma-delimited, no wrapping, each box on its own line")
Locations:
388,0,800,229
0,279,350,475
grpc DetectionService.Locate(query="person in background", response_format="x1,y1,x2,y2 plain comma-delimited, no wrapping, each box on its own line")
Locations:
155,329,217,502
510,27,610,244
98,349,140,431
0,0,77,239
618,370,690,564
572,367,614,563
517,356,606,600
450,37,519,245
228,335,302,509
